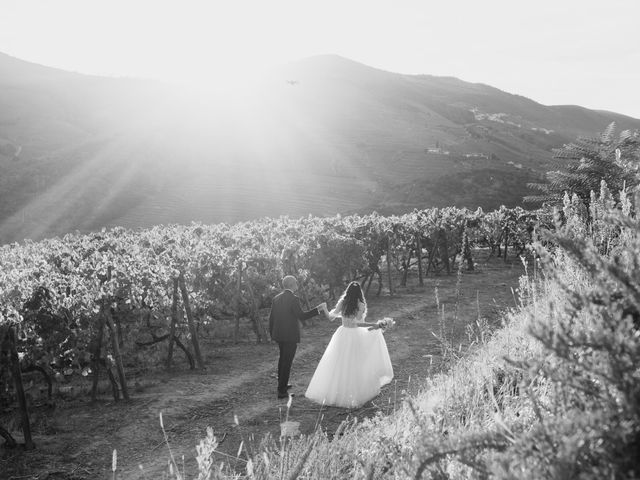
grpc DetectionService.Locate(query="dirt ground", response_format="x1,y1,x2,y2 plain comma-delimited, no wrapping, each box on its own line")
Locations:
2,257,525,480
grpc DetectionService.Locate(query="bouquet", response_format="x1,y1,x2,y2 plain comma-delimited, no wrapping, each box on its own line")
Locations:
376,317,395,331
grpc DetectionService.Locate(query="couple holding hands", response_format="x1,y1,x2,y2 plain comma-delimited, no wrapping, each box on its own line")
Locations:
268,275,394,408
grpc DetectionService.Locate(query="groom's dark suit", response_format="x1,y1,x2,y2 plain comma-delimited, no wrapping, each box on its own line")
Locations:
269,289,319,397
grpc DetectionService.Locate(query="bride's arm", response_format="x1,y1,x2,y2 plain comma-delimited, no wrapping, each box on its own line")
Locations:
323,307,340,322
356,321,381,329
354,302,379,328
327,299,344,321
325,308,341,322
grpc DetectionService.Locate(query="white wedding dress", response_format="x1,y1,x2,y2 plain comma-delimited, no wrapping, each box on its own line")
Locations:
305,301,394,408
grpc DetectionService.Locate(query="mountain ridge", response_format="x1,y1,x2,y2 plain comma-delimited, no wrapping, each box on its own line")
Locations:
1,51,639,244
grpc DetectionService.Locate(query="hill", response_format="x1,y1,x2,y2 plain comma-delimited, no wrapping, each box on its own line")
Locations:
1,52,639,243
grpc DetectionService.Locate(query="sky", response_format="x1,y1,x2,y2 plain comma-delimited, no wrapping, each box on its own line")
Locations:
1,0,639,118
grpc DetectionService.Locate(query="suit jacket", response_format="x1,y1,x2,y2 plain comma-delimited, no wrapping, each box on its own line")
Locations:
269,290,318,343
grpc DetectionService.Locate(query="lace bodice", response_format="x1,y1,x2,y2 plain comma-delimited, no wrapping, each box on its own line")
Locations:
330,299,366,328
341,315,360,328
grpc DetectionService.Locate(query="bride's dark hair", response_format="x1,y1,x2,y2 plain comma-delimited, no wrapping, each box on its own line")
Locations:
340,281,366,317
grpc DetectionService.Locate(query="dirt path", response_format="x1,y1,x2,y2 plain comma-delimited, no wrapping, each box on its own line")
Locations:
2,258,524,479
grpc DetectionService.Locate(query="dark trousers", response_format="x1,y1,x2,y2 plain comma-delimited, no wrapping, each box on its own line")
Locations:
277,341,298,395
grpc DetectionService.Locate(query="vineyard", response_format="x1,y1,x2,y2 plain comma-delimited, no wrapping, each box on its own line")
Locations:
0,205,547,449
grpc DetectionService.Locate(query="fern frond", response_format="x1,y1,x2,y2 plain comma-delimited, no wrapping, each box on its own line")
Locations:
526,125,640,206
600,122,616,143
619,129,633,142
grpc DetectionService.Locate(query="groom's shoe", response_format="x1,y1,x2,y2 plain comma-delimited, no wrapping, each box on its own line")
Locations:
278,392,295,399
286,384,293,390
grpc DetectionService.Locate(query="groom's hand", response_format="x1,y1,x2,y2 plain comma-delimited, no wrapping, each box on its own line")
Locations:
315,302,326,316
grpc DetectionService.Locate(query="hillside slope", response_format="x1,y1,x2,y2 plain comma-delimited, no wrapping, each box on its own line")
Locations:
1,52,639,243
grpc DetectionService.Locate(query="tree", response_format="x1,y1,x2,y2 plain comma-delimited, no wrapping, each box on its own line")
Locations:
525,123,640,205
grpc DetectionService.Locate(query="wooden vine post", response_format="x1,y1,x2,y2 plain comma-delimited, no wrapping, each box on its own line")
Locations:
104,266,129,400
416,234,424,286
1,326,35,450
105,309,129,401
90,314,107,402
234,262,243,344
162,278,196,370
462,224,474,271
90,324,120,402
179,272,205,369
91,265,123,402
363,270,372,295
114,313,124,348
376,268,384,296
401,248,412,287
386,234,394,296
503,225,510,262
439,229,451,274
166,278,179,368
245,280,269,343
425,235,439,275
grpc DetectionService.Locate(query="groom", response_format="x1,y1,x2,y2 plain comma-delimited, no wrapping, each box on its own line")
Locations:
269,275,325,399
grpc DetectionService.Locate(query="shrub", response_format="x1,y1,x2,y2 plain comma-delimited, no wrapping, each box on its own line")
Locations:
526,123,640,206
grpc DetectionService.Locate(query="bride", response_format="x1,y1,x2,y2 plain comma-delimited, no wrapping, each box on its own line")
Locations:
305,281,394,408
